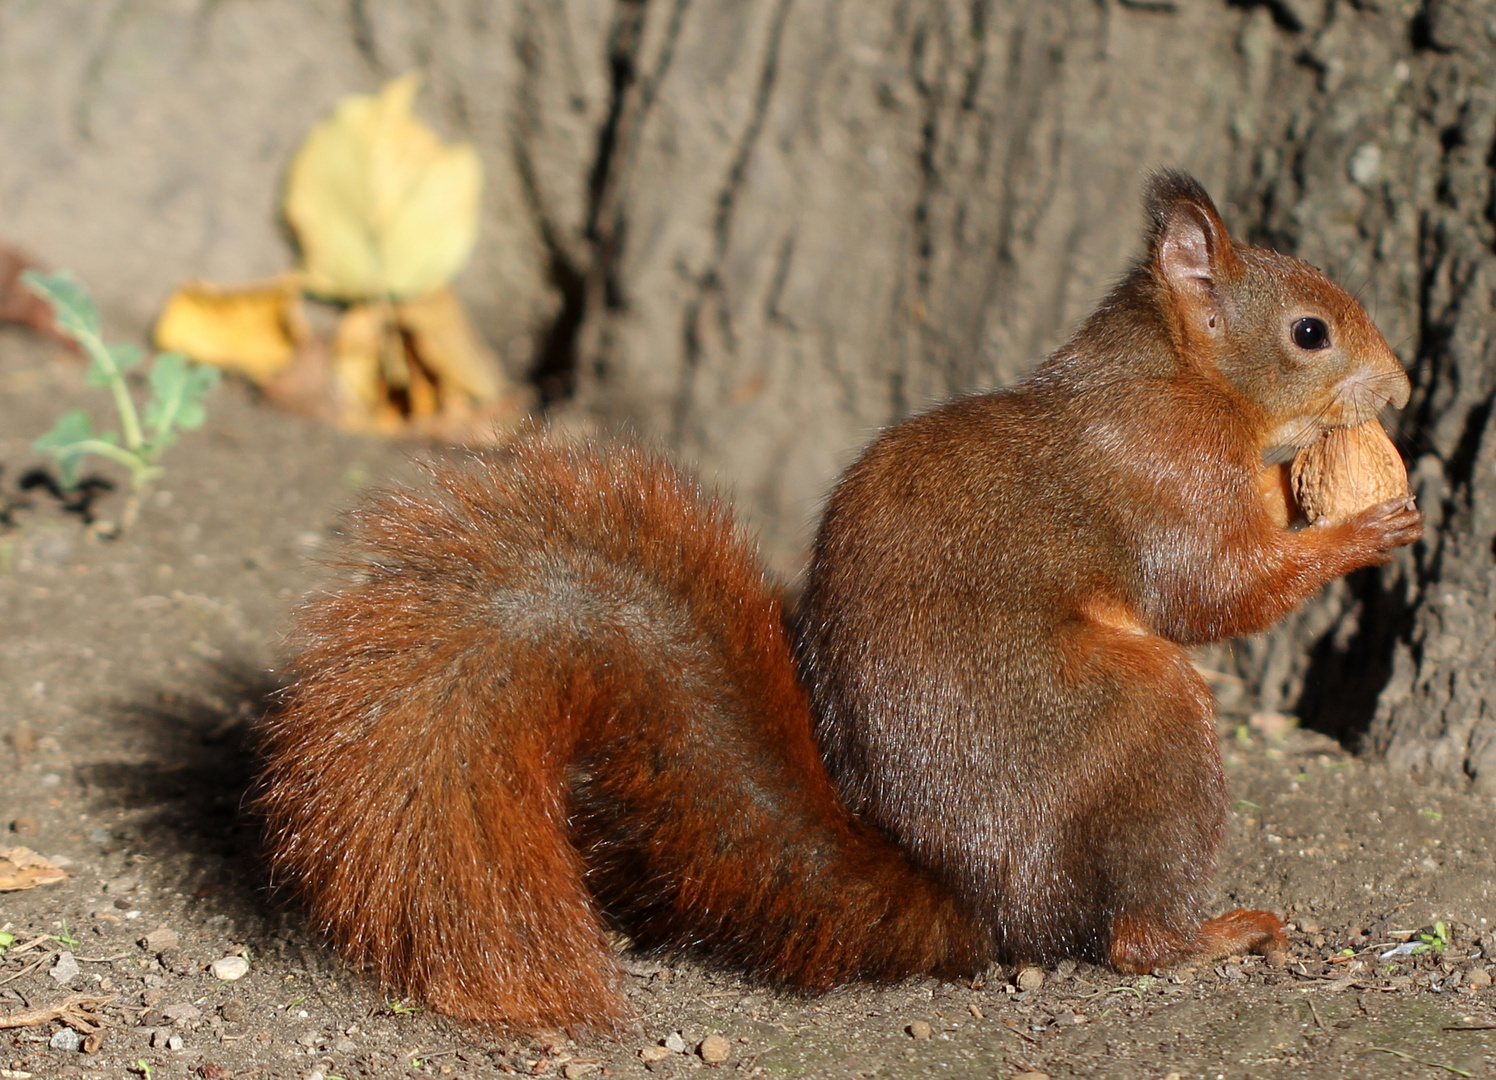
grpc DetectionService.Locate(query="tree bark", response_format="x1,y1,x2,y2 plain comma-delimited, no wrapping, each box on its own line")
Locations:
563,0,1281,568
1212,0,1496,793
2,0,1493,787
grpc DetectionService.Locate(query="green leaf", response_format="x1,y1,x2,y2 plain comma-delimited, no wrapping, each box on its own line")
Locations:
82,342,144,388
34,409,121,488
176,365,221,430
19,269,101,342
144,352,220,446
34,408,96,453
54,447,89,489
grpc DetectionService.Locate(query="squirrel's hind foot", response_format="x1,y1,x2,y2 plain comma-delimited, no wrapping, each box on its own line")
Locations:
1109,908,1288,974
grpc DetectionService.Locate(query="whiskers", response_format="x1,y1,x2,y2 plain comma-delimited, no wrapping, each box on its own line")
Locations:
1275,396,1342,450
1336,366,1412,425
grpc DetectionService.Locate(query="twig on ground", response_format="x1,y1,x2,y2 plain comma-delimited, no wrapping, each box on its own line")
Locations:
1362,1046,1472,1077
0,992,116,1032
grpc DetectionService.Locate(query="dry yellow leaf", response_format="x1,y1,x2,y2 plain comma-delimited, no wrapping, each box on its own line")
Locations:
285,73,482,301
154,278,299,382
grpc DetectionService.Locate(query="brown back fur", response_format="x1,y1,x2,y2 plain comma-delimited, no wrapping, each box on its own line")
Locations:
797,170,1418,968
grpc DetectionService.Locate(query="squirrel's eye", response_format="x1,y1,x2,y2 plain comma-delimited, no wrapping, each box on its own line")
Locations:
1292,317,1330,351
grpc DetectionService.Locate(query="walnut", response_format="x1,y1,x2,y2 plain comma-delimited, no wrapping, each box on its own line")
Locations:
1291,421,1410,524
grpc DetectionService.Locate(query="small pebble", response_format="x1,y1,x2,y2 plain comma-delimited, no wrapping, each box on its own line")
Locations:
167,1035,184,1051
698,1034,730,1063
49,951,80,986
1013,1073,1050,1080
639,1046,672,1063
151,1028,173,1048
906,1020,932,1040
663,1031,687,1053
220,1000,245,1023
1468,968,1493,988
210,956,250,981
562,1063,597,1079
163,1003,202,1026
143,928,180,952
1016,966,1045,992
49,1028,82,1052
968,1003,984,1020
8,723,36,762
335,1038,357,1053
10,815,36,836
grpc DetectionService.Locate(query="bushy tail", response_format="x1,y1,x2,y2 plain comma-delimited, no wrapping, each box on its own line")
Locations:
257,435,986,1031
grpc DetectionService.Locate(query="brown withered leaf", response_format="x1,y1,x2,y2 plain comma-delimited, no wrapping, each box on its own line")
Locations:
0,244,64,341
395,287,502,404
262,295,528,442
0,847,68,891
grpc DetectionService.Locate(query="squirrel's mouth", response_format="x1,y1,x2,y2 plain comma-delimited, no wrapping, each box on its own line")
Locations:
1329,366,1412,428
1261,372,1409,456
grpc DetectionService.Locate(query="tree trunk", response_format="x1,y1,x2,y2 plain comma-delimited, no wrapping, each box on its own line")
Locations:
2,0,1492,787
562,0,1283,568
1211,0,1496,793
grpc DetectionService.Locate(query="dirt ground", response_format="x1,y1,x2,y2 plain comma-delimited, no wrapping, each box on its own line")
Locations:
1,324,1494,1080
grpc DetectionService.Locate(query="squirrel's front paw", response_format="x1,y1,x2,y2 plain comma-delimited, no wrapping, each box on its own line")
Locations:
1327,497,1422,565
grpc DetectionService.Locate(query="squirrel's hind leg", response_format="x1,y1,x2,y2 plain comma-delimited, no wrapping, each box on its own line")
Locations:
1065,622,1284,974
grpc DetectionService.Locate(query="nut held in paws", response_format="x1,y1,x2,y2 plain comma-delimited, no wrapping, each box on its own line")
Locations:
1290,421,1409,524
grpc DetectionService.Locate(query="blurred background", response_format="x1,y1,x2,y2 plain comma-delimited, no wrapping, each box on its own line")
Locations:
2,0,1494,788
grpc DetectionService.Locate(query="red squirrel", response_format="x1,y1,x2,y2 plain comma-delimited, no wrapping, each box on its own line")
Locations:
258,171,1422,1030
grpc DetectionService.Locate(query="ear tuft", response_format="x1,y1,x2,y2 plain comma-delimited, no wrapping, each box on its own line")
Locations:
1141,170,1238,332
1142,170,1220,246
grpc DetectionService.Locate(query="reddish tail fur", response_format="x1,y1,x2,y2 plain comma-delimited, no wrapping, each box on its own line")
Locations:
257,437,987,1031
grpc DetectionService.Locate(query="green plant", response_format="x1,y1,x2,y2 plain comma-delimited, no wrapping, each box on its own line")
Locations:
56,919,79,949
22,270,219,527
0,931,14,955
1419,920,1451,953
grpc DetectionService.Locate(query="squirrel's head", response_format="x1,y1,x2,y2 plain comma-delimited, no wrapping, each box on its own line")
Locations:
1143,170,1410,450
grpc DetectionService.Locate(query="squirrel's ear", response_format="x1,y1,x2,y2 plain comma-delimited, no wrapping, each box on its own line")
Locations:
1142,171,1239,340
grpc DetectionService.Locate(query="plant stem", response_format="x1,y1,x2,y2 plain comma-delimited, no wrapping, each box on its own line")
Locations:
72,327,145,451
67,439,160,489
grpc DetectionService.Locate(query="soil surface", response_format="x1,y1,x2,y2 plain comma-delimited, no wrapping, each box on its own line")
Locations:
1,325,1494,1080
